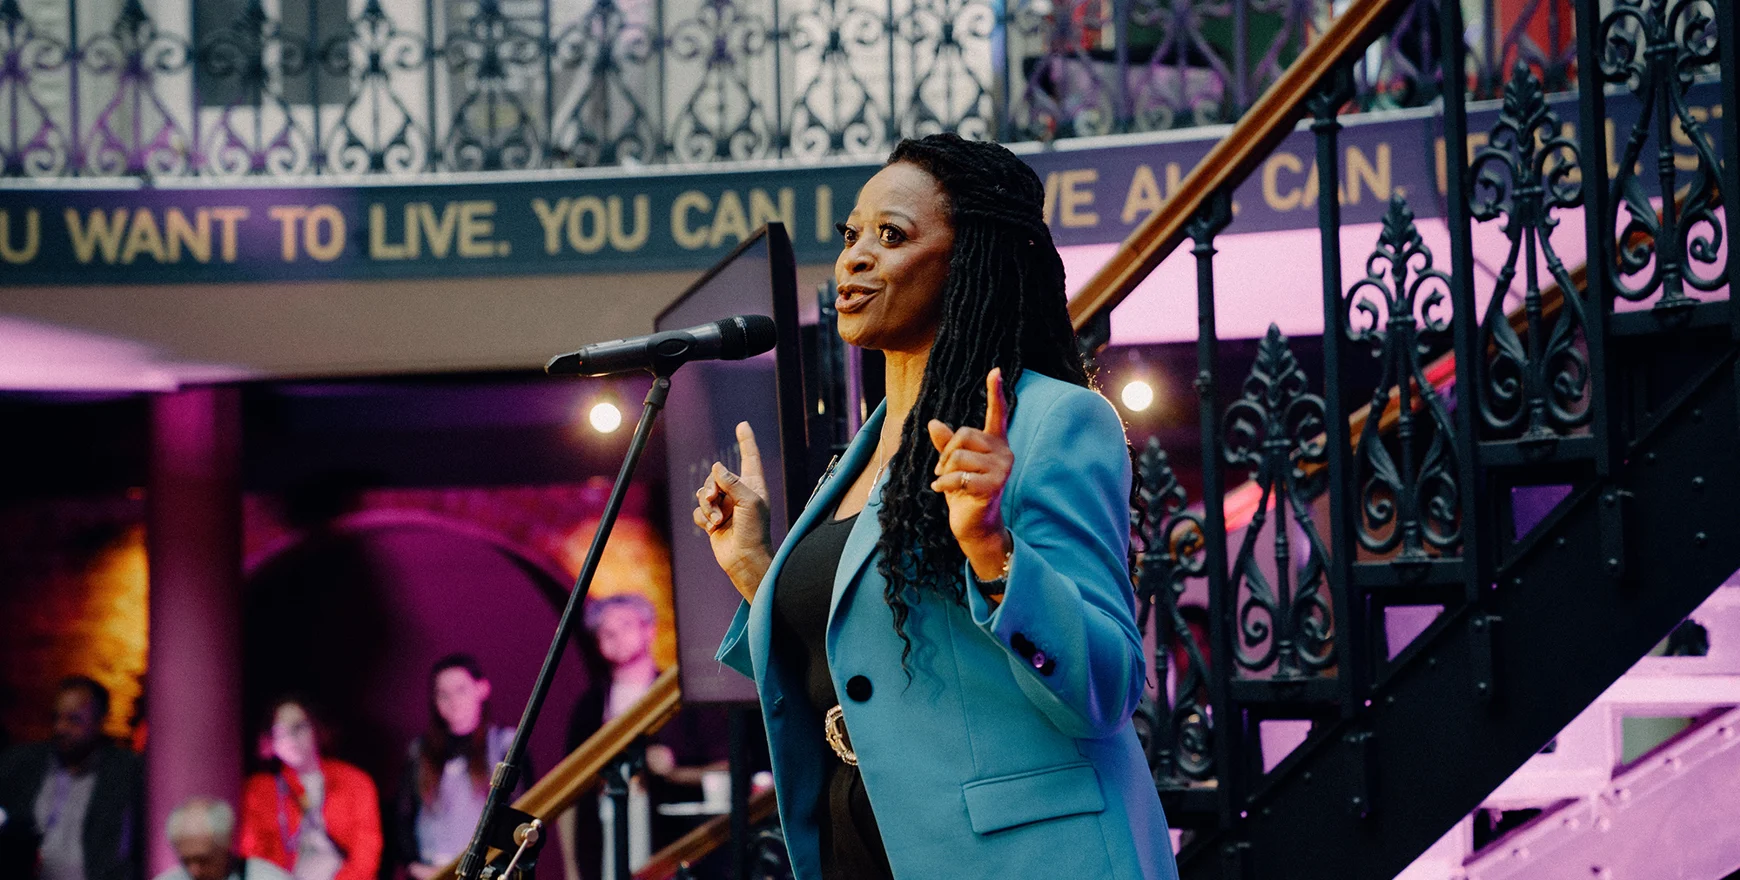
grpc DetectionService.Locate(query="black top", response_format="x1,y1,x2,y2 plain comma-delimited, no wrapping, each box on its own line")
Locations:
769,512,895,880
771,513,856,709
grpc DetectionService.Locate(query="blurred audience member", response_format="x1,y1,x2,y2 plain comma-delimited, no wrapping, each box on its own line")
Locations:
152,797,290,880
0,675,144,880
560,595,728,880
238,698,380,880
394,654,521,880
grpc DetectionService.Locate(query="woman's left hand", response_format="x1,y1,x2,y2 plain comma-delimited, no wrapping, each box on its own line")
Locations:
928,368,1016,581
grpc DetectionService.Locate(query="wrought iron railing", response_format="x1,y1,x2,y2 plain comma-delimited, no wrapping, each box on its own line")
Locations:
1090,0,1734,870
1,0,1578,179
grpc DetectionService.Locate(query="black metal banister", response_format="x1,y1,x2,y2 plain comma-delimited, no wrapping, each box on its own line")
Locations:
1120,0,1732,877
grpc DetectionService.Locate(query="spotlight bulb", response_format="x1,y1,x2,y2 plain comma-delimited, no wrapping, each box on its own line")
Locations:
1120,380,1155,413
589,401,624,434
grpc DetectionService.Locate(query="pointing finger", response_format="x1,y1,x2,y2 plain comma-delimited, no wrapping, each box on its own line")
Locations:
983,368,1008,439
735,422,765,484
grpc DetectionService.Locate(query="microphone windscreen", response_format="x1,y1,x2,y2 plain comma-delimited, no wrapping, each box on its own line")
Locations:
716,315,746,356
722,315,779,360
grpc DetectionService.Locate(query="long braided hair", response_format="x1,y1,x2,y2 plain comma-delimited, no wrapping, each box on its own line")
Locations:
873,134,1092,671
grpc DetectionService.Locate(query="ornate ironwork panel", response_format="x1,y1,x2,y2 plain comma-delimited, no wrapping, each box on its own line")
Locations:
663,0,777,162
197,0,316,176
1132,437,1214,784
1224,325,1335,678
1007,0,1117,139
0,0,73,176
322,0,430,174
895,0,995,140
1346,195,1461,559
1121,0,1240,129
441,0,546,170
82,0,194,176
549,0,660,165
1351,0,1438,109
783,0,888,158
1596,0,1725,311
0,0,1573,178
1468,60,1592,442
1471,0,1576,99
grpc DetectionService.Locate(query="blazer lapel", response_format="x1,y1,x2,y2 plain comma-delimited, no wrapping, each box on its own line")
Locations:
830,406,889,629
746,402,888,687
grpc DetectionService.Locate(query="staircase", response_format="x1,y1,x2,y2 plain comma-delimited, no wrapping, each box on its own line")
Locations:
464,3,1738,878
1417,584,1740,880
1070,0,1740,877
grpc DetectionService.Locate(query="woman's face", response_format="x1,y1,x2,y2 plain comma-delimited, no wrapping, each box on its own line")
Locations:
269,703,318,770
834,162,955,355
433,667,491,737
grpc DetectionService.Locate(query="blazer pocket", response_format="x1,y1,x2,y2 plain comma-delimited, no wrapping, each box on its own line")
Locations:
960,761,1106,834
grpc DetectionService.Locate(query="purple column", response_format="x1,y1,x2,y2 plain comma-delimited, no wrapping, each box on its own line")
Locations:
145,387,244,875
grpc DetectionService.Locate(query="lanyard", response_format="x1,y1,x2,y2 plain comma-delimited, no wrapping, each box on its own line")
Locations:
274,774,305,851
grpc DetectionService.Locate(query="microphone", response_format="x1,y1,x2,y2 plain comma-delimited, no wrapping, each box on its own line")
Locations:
545,314,778,376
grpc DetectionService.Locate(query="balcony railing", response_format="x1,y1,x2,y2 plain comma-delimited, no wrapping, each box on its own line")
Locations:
0,0,1576,179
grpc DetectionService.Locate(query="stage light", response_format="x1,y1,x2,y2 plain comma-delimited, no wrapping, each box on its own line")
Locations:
589,401,623,434
1120,379,1155,413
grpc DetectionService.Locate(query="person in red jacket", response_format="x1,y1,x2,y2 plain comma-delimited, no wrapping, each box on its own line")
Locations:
238,697,382,880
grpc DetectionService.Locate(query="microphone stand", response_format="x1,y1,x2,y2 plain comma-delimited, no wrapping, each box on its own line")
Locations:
456,368,675,880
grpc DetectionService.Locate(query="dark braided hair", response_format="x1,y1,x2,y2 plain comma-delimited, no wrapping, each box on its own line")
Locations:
874,133,1092,672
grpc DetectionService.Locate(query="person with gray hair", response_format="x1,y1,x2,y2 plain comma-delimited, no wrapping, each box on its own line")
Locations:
152,797,291,880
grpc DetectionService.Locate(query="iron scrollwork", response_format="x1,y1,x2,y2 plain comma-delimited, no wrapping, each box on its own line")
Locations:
897,0,996,141
549,0,659,166
1345,195,1461,560
197,0,315,176
442,0,546,171
1225,325,1335,678
784,0,888,159
0,0,73,176
83,0,194,176
322,0,430,175
1008,0,1117,140
1468,61,1591,442
664,0,776,163
1597,0,1725,310
1132,438,1213,783
0,0,1574,179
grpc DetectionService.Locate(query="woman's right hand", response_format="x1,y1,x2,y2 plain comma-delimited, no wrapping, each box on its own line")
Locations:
693,421,775,601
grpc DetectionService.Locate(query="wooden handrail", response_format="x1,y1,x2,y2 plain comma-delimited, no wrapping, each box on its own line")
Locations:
1066,0,1413,328
430,666,683,880
632,788,781,880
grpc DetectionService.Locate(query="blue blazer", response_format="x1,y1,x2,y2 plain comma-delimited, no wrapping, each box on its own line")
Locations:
717,370,1178,880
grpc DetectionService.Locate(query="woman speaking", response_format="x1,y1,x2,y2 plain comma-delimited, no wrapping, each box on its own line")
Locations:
693,133,1177,880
